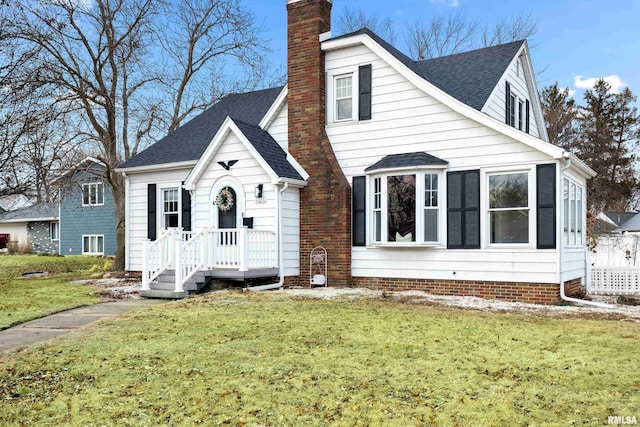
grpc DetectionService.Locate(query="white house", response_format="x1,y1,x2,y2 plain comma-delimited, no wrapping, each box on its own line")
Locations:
117,0,594,302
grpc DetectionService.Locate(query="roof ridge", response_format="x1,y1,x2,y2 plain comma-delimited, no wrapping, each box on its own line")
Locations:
417,39,525,64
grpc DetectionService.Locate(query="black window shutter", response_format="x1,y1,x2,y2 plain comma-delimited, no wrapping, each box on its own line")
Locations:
505,81,511,125
536,164,556,249
358,64,372,121
447,173,463,248
147,184,156,241
447,170,480,249
181,187,191,231
525,100,530,134
352,176,366,246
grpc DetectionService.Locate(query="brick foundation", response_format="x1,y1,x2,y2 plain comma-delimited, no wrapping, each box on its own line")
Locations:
350,277,565,305
563,277,585,298
287,0,352,287
284,275,588,305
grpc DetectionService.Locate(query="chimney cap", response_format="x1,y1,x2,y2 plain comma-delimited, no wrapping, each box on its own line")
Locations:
287,0,331,4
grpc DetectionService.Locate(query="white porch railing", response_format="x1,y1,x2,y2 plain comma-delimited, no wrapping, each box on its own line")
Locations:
142,229,174,290
589,267,640,295
142,228,277,293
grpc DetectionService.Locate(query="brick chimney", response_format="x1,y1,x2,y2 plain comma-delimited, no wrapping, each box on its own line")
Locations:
287,0,352,287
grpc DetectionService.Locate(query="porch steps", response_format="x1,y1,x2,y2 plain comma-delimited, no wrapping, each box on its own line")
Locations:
141,270,211,299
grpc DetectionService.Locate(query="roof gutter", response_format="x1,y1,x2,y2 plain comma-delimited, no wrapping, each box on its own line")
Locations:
115,160,197,174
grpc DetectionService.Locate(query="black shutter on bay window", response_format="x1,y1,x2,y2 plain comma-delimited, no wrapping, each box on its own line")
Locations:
147,184,156,241
181,187,191,231
352,176,366,246
447,170,480,249
525,99,530,134
505,81,511,125
536,164,556,249
358,64,372,121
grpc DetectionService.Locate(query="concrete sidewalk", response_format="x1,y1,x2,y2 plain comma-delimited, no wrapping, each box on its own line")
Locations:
0,300,165,352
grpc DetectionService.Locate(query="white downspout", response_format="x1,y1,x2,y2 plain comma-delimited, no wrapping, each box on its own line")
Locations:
559,153,613,309
247,182,289,291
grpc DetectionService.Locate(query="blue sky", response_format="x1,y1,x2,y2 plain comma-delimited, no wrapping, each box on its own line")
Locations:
246,0,640,102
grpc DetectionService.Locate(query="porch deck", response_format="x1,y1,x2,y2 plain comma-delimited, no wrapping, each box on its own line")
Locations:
141,228,278,298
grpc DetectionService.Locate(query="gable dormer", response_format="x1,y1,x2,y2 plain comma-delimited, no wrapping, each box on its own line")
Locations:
481,44,548,141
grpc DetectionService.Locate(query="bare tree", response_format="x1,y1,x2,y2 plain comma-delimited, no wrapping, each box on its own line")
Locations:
406,14,479,60
334,6,396,44
480,13,537,48
2,0,269,269
334,8,537,61
160,0,269,132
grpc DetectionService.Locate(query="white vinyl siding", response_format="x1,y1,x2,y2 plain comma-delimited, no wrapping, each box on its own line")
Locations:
266,101,288,151
483,55,541,138
281,186,301,276
325,43,559,284
125,168,191,271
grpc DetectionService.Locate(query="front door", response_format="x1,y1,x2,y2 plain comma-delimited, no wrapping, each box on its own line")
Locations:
217,186,237,229
215,187,237,259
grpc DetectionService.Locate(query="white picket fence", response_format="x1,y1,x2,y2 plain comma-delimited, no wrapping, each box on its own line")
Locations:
589,234,640,294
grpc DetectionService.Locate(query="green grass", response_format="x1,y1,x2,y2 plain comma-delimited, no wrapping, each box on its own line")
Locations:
1,292,638,425
0,255,104,329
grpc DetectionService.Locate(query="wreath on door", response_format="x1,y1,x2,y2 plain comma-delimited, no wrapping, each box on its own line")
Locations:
215,188,234,211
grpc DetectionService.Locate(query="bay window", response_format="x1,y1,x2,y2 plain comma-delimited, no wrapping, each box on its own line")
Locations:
488,172,529,244
371,171,443,245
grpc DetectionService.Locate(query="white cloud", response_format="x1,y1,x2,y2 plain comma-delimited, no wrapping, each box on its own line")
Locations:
429,0,460,7
573,74,627,93
567,89,576,97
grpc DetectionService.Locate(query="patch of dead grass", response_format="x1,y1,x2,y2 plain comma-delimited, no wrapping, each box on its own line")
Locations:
0,291,638,425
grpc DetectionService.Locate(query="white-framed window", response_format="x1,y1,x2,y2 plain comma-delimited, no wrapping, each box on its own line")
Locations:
373,177,382,242
82,182,104,206
162,188,179,228
518,100,524,130
370,170,444,245
424,173,439,242
50,222,59,241
335,74,354,121
82,235,104,255
563,178,584,246
488,171,530,244
509,93,517,127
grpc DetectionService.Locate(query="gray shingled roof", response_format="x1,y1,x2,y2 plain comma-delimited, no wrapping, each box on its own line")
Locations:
330,28,524,111
119,86,284,169
233,120,304,181
616,213,640,232
365,152,448,172
0,203,58,222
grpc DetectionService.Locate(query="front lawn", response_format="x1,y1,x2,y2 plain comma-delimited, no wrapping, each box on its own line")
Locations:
1,292,638,425
0,255,103,329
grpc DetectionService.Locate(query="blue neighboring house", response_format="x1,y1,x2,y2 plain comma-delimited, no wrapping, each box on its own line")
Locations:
56,157,117,256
